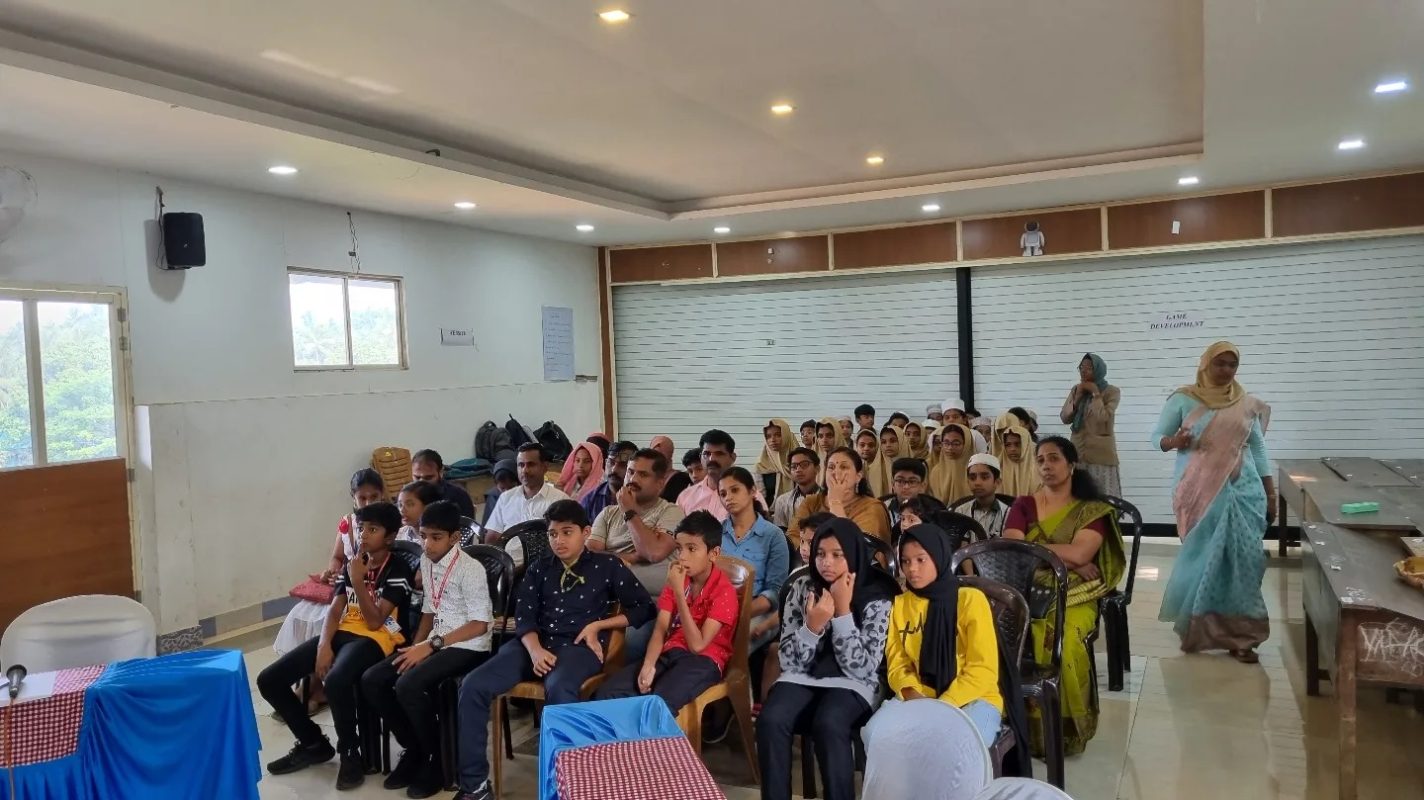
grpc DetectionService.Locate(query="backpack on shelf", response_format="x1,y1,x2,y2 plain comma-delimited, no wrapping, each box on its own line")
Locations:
534,421,574,462
474,420,513,463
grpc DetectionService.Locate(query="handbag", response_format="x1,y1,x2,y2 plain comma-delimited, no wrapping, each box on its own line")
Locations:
289,576,336,605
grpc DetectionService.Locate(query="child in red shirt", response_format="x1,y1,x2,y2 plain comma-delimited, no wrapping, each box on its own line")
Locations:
596,510,739,714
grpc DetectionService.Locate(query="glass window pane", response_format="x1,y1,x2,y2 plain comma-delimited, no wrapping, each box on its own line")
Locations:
289,274,350,367
348,278,401,366
37,301,117,463
0,300,34,468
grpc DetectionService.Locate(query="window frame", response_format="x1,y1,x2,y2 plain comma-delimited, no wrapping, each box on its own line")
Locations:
0,285,131,471
287,267,408,372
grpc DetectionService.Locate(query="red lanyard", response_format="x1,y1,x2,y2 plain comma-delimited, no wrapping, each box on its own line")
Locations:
361,554,391,602
429,549,460,612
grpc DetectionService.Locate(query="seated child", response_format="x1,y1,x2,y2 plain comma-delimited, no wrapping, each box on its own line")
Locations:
594,511,739,715
361,500,493,798
451,500,654,800
864,523,1002,749
951,453,1011,540
258,501,415,791
397,480,444,547
758,511,831,702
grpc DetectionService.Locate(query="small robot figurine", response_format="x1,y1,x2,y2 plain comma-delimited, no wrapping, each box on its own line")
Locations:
1020,220,1045,256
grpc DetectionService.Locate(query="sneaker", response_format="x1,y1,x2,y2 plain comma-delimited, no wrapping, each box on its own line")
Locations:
383,749,425,790
406,759,444,799
453,779,493,800
335,752,365,791
266,738,335,775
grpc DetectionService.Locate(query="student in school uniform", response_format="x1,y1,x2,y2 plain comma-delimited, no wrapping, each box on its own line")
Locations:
771,447,822,530
594,511,740,716
362,501,493,798
451,501,654,800
259,501,416,790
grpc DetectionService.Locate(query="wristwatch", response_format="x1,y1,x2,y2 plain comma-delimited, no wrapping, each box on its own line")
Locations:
624,509,638,523
430,635,445,652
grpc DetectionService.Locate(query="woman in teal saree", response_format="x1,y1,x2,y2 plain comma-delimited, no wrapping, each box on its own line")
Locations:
1154,341,1275,663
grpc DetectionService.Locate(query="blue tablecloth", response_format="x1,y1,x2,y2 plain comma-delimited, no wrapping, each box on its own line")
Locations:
536,696,684,800
0,649,261,800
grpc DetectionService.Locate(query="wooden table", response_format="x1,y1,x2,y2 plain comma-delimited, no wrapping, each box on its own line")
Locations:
1277,459,1346,556
1381,459,1424,486
1301,482,1421,532
1323,456,1417,487
1301,521,1424,800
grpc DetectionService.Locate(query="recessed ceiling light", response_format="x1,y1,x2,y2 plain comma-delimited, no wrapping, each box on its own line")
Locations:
1337,138,1365,151
713,226,731,234
576,223,596,232
921,203,941,213
865,155,885,166
453,201,477,210
1374,80,1409,94
1177,176,1200,186
770,103,795,115
598,9,630,23
267,165,298,175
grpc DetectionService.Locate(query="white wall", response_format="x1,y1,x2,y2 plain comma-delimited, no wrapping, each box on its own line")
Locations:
0,150,603,632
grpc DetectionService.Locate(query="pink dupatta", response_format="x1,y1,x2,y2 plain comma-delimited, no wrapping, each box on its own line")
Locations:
1172,394,1271,538
557,441,604,501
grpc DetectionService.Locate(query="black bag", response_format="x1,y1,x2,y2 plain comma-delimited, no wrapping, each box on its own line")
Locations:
474,420,512,462
534,421,574,462
505,415,534,450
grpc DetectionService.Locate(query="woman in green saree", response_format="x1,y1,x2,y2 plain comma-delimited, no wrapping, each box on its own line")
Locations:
1003,435,1125,756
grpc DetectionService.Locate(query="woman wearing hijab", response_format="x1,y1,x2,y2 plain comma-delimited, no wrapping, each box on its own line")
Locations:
870,523,1003,736
755,418,798,500
904,420,931,461
555,440,604,501
855,428,891,499
1153,341,1274,663
878,424,908,495
758,518,900,800
928,423,973,503
992,413,1040,497
1059,353,1122,498
814,417,847,483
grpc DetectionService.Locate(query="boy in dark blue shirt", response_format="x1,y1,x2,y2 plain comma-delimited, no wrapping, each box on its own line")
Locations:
453,500,653,800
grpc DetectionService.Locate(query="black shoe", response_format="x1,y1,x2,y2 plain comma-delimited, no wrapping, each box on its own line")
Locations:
266,738,335,774
406,759,443,799
335,752,365,791
453,779,493,800
383,749,425,790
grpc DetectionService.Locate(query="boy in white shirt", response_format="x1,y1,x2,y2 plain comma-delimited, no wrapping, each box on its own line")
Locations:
363,500,493,798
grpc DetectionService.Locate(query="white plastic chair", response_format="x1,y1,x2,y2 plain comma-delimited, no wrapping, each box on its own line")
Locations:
861,699,994,800
1,595,156,673
974,777,1076,799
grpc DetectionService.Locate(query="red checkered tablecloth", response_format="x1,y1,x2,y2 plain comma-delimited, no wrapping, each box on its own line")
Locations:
0,664,105,767
554,735,725,800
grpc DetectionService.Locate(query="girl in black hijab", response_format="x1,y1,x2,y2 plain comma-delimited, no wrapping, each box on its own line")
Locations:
757,518,899,800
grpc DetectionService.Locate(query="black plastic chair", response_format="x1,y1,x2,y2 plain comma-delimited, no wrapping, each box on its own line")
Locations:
959,576,1031,780
862,531,898,576
1099,495,1142,692
458,515,483,548
435,544,516,790
952,538,1069,789
497,518,551,568
925,510,987,554
949,493,1020,512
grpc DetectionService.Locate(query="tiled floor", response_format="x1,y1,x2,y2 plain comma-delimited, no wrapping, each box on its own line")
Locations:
246,544,1424,799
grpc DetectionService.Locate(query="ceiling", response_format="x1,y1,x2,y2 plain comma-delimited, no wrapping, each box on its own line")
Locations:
0,0,1420,245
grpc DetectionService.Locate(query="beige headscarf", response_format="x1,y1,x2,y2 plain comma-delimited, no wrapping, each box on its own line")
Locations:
994,423,1039,496
754,418,797,498
1177,341,1246,410
927,423,973,502
904,420,931,460
815,417,848,483
857,427,890,498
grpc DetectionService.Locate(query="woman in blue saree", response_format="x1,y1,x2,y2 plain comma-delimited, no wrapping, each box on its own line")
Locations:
1153,341,1275,663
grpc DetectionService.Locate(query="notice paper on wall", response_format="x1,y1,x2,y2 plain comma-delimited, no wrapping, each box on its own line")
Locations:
541,306,575,381
440,327,476,346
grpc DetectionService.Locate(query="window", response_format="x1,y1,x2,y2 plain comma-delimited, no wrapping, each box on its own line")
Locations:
0,290,126,469
287,269,405,369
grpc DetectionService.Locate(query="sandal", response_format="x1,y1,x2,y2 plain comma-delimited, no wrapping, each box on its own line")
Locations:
1229,649,1260,664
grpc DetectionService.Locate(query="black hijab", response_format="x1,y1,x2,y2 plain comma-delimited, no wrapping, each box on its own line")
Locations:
899,524,960,695
807,518,900,678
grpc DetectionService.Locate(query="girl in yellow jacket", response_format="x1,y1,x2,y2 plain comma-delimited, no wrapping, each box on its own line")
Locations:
862,523,1003,748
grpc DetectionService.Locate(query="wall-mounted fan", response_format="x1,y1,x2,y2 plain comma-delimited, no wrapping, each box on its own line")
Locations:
0,167,39,243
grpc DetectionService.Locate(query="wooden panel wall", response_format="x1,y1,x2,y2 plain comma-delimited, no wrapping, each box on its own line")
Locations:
962,209,1101,260
1273,173,1424,237
2,458,133,631
832,222,956,270
716,235,830,277
610,244,713,283
1108,191,1265,250
596,247,615,435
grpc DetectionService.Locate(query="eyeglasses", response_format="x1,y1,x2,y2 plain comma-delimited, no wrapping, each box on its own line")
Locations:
789,461,814,470
893,477,922,486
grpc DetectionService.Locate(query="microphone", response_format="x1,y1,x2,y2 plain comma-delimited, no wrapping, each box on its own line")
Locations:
5,664,25,700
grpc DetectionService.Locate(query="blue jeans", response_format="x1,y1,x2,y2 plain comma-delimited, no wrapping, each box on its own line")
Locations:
960,699,1002,745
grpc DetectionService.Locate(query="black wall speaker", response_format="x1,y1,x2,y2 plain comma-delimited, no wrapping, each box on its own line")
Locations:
161,212,205,269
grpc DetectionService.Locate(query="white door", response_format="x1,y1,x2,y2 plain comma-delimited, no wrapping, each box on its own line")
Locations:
613,270,961,457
